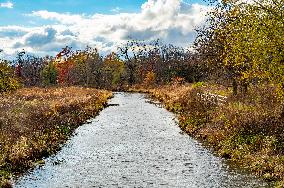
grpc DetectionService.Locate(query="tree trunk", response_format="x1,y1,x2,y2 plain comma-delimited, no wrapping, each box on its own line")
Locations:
241,80,248,94
281,84,284,118
233,79,238,95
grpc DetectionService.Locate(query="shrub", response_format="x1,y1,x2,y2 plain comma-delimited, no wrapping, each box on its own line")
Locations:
42,62,58,86
143,71,156,87
171,77,185,85
0,61,20,92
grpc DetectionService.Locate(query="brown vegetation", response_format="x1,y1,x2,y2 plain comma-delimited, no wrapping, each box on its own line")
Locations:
0,87,112,186
131,83,284,187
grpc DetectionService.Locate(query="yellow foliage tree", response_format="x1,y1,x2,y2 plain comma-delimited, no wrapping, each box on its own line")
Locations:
0,60,20,92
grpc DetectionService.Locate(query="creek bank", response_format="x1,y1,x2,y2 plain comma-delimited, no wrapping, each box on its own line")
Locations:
0,87,112,187
129,84,284,187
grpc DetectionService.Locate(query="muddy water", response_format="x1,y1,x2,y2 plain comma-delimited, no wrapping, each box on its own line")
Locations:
14,93,269,188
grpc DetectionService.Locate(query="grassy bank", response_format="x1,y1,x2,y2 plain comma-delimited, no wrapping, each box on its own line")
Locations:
130,83,284,187
0,87,112,187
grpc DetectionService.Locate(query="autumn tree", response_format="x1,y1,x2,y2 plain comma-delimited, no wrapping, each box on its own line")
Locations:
55,46,75,85
14,50,47,86
195,0,283,95
100,52,126,89
42,61,58,86
70,47,103,87
118,40,143,85
0,57,20,92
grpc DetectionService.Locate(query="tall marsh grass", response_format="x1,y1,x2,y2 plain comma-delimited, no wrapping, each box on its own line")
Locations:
147,84,284,187
0,87,112,186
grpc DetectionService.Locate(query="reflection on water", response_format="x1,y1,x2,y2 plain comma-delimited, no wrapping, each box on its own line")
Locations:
14,93,269,188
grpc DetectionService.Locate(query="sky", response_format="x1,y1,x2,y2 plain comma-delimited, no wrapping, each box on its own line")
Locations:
0,0,210,58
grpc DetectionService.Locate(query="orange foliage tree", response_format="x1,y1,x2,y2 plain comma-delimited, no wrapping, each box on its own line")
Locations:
55,47,75,85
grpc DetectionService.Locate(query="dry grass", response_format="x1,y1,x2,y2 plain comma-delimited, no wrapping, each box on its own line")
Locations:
139,83,284,187
0,87,112,186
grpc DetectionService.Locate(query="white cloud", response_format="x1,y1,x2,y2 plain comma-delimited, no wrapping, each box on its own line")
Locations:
0,1,13,8
0,0,211,57
111,7,121,13
29,10,87,25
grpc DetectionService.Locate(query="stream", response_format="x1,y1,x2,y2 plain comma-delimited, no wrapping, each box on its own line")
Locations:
14,92,269,188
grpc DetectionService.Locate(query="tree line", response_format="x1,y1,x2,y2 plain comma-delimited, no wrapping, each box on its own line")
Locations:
0,41,205,91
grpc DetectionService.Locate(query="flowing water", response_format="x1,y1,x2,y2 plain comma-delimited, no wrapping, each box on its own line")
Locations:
14,93,270,188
